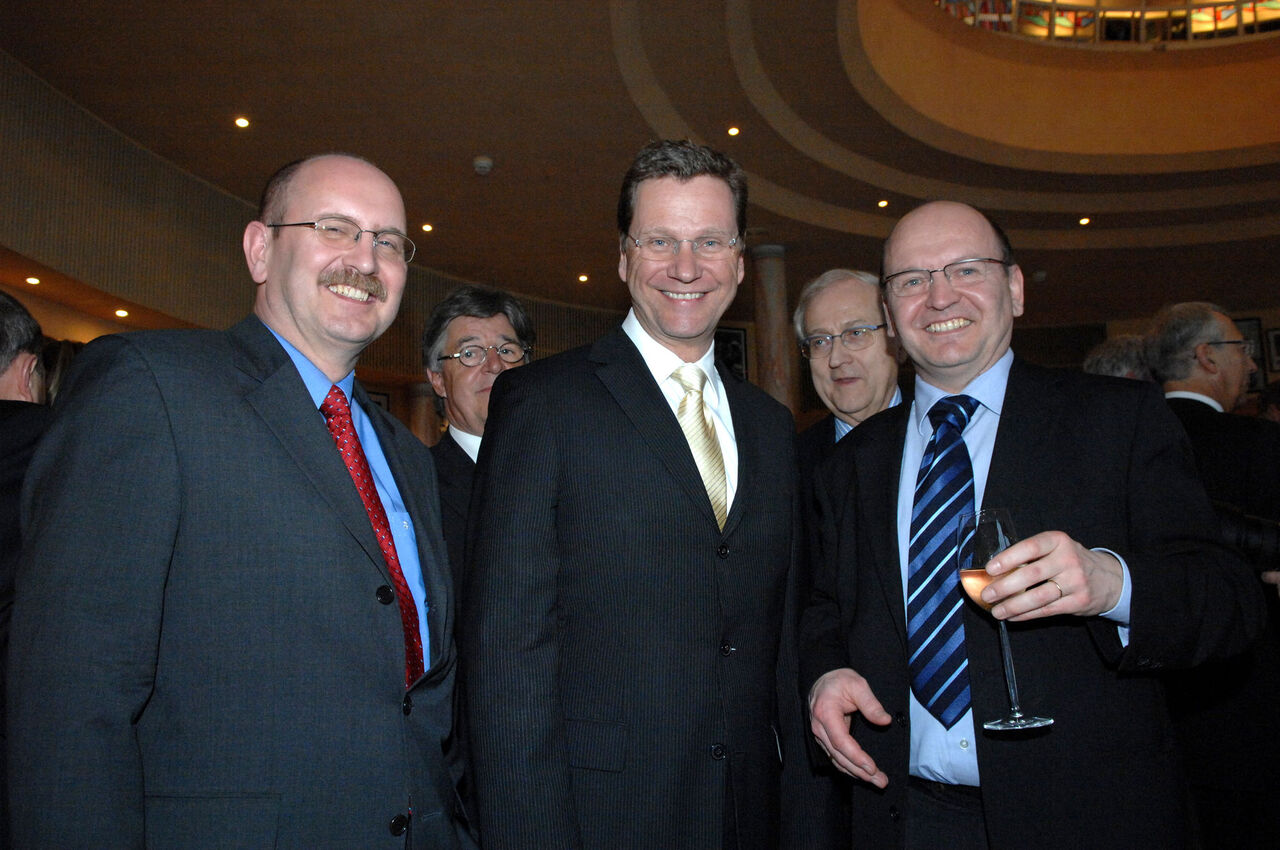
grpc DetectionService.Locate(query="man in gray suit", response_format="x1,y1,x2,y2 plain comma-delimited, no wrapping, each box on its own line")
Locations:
8,154,469,849
462,140,796,849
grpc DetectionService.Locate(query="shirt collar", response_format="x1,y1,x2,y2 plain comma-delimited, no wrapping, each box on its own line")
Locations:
265,327,355,408
447,426,483,463
622,309,722,407
1164,390,1223,413
911,348,1013,435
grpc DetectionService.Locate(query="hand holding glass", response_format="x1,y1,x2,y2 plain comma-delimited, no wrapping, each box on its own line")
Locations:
956,509,1053,731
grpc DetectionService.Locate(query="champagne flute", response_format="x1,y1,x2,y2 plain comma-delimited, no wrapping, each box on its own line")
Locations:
956,508,1053,731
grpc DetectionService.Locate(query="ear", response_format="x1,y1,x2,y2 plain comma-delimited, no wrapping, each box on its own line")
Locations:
883,294,899,339
1193,342,1218,373
735,251,745,285
14,353,39,403
1007,264,1025,318
618,243,629,283
243,221,272,284
427,368,447,399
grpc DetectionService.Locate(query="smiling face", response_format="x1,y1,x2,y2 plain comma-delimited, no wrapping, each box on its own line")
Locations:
427,313,525,436
245,155,408,381
803,276,899,427
882,202,1024,393
618,175,745,361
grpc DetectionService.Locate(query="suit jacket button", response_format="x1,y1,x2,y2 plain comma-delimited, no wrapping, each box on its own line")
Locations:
894,711,907,727
710,743,726,760
376,585,395,605
888,805,900,821
716,543,730,558
389,813,409,835
719,643,734,656
402,694,412,715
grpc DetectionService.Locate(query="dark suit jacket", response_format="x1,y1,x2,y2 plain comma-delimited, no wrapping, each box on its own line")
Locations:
7,317,467,849
0,399,49,849
1166,396,1280,521
1162,395,1280,843
800,359,1265,850
461,327,796,850
430,431,475,585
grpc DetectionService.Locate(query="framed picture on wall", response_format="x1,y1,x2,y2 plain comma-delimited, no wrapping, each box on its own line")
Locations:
1234,317,1264,391
1267,328,1280,374
714,325,750,382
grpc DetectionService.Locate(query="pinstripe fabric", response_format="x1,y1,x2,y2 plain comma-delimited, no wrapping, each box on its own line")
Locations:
671,363,728,530
907,395,978,729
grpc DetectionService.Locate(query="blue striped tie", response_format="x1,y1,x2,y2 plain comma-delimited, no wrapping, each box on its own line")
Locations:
907,395,979,729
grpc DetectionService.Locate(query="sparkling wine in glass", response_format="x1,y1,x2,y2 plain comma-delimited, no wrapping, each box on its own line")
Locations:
956,508,1053,731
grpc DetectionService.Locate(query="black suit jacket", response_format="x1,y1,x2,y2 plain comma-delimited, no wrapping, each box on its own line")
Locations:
430,431,475,585
1165,396,1280,521
7,317,468,849
0,399,49,849
461,327,796,850
800,359,1264,849
1162,395,1280,841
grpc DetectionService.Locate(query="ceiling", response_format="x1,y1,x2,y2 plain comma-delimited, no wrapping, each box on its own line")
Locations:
3,0,1279,329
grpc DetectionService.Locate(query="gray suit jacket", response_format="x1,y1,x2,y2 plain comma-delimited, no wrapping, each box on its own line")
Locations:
7,317,466,849
461,327,797,850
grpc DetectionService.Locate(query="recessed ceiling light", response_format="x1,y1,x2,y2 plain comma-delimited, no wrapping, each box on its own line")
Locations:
1079,217,1091,226
234,117,250,129
115,309,129,318
578,274,589,283
877,200,889,208
25,277,39,285
727,127,739,136
421,223,433,233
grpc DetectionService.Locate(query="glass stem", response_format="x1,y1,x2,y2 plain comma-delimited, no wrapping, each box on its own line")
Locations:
997,620,1024,718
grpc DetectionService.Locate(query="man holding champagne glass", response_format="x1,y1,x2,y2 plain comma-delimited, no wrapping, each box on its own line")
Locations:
800,200,1265,849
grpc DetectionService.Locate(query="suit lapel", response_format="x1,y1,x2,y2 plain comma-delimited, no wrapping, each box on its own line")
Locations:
718,365,757,537
357,384,453,678
860,404,911,642
592,329,724,531
983,358,1060,519
229,319,392,586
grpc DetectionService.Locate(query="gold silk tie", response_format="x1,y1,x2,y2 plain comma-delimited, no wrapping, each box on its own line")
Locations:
671,363,728,530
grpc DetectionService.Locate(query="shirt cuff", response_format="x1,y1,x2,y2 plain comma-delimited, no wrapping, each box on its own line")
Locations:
1093,547,1131,646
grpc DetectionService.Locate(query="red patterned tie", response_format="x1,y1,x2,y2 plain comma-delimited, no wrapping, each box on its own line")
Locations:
321,385,425,688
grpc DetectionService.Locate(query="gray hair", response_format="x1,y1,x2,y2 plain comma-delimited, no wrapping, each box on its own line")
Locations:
422,284,536,414
1144,301,1229,384
1082,334,1151,382
792,269,881,342
0,290,43,376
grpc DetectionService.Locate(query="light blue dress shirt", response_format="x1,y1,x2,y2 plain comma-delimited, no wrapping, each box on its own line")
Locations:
268,329,430,663
896,349,1129,785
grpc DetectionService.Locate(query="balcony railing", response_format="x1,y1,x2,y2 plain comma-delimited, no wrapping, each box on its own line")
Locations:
936,1,1280,44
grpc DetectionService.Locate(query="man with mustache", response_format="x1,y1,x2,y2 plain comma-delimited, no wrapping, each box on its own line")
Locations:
801,201,1264,849
8,154,472,849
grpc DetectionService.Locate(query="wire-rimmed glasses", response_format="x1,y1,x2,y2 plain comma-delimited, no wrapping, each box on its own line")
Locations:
269,217,416,264
438,343,530,368
883,258,1009,298
626,233,740,261
799,325,888,359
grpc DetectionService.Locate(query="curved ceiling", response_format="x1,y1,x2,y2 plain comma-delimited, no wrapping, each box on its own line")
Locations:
2,0,1278,327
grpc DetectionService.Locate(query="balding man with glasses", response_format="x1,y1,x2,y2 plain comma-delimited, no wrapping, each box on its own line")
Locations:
8,154,472,849
800,201,1263,849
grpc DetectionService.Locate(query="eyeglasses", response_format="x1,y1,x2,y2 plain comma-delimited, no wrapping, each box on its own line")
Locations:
882,258,1010,298
799,325,888,360
269,217,416,264
439,342,531,368
626,233,740,261
1206,339,1259,359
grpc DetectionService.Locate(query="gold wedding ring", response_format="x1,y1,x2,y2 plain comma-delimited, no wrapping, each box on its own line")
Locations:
1049,579,1064,599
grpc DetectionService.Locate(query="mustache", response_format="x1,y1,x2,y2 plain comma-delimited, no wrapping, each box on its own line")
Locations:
319,267,387,302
